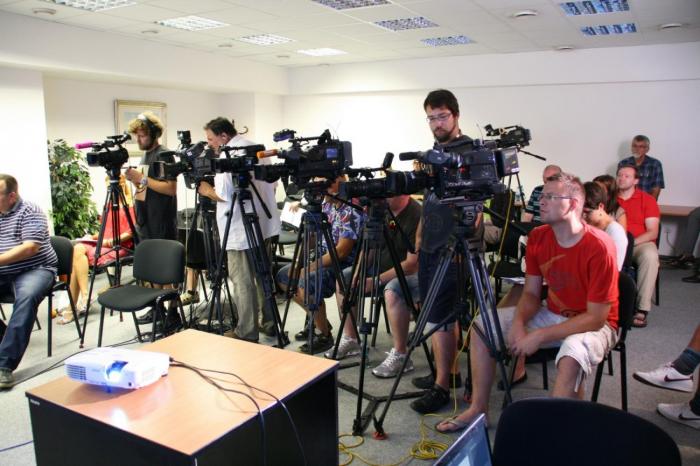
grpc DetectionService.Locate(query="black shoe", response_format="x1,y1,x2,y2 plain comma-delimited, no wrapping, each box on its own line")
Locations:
295,322,332,341
410,385,450,414
261,323,278,337
136,308,155,325
682,273,700,283
155,313,182,335
412,372,462,390
299,333,334,355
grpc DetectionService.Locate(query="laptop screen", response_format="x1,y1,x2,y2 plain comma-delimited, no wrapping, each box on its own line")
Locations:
434,414,492,466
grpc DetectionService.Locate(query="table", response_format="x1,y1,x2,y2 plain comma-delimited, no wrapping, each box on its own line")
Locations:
659,205,695,217
26,329,338,466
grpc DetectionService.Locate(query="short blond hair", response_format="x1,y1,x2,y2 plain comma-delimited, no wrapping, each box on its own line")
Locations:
127,111,164,139
549,172,584,214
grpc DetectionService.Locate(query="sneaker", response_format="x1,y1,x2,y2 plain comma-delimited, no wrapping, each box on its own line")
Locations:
300,333,334,355
633,363,694,393
0,368,13,389
410,385,450,414
657,402,700,430
180,290,200,306
372,348,414,378
324,335,361,360
412,372,462,390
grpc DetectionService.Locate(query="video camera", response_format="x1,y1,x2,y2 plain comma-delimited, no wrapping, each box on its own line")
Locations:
388,125,530,201
254,129,352,192
337,153,398,200
85,133,131,170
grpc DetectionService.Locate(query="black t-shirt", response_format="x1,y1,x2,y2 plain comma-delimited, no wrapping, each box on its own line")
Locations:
420,134,474,254
378,198,422,273
135,145,177,240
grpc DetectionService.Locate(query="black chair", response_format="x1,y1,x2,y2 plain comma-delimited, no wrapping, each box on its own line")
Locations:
492,398,681,466
96,239,186,346
0,237,82,357
488,226,524,299
591,271,636,411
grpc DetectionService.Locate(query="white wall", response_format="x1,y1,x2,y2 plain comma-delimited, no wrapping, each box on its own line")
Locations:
0,67,52,215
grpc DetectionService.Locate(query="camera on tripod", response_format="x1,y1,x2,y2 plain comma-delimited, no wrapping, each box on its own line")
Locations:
86,133,131,170
337,153,400,200
254,129,352,190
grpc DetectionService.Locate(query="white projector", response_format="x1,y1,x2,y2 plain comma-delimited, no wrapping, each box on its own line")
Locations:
65,347,170,389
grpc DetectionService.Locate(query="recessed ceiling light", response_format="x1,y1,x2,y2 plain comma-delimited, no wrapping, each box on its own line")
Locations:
276,54,291,59
42,0,136,12
312,0,389,10
237,34,294,46
297,48,347,56
554,45,575,51
581,23,636,35
421,35,472,47
141,29,159,35
559,1,629,16
155,16,229,31
659,22,683,30
217,43,233,48
374,17,439,31
512,10,539,18
32,7,57,15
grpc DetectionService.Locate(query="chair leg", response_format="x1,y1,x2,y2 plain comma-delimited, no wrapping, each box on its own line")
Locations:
66,290,82,341
47,294,53,357
131,313,144,343
607,353,614,376
620,345,628,411
542,361,548,391
654,273,660,306
371,298,382,348
0,303,5,320
98,306,106,347
591,356,606,402
35,314,42,330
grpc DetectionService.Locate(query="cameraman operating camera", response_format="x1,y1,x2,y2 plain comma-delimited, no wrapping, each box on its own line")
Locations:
197,117,280,343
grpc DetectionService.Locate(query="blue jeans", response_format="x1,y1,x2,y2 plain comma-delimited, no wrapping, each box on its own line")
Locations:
0,267,55,371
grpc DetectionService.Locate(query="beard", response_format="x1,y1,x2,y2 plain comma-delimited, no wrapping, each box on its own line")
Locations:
432,126,454,144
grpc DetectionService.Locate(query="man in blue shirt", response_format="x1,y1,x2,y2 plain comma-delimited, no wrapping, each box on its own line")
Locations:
617,135,664,200
0,174,57,389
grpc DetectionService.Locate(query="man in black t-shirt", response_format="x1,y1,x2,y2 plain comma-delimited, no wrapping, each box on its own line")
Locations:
125,112,177,241
327,195,422,363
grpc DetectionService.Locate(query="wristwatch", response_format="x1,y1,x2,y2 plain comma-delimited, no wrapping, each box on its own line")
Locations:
139,177,148,189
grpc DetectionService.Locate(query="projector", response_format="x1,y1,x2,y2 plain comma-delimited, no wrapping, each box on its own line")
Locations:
65,347,170,389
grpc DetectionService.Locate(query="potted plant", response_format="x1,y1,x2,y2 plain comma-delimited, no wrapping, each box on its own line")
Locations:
48,139,99,238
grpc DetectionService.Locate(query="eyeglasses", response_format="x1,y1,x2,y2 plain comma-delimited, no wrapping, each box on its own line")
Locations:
540,193,573,201
426,113,452,123
631,143,648,148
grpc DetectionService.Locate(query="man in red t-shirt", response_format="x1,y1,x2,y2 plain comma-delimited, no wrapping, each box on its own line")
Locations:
617,164,660,328
437,173,619,433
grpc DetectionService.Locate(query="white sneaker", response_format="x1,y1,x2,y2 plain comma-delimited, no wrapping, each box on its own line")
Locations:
372,348,414,378
633,363,694,393
324,335,361,360
657,402,700,430
180,290,200,306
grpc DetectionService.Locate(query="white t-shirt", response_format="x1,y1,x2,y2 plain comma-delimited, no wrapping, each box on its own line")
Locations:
214,134,281,251
605,220,628,271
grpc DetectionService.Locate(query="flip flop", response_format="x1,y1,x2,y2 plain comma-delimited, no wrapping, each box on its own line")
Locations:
56,313,75,325
435,416,472,434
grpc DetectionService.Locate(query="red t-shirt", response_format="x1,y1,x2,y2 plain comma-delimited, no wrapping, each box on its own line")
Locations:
617,189,660,240
525,224,619,329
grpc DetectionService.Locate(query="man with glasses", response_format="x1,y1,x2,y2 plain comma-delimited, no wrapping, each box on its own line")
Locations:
0,174,57,389
409,89,474,413
436,173,619,432
617,135,664,200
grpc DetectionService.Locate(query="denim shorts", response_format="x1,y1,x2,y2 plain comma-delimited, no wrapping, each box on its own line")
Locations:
276,263,337,299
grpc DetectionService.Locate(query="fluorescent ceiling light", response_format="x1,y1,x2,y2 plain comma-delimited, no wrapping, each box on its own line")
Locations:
421,35,472,47
581,23,636,35
155,16,229,31
659,22,683,30
237,34,295,46
42,0,136,11
312,0,390,10
374,17,438,31
297,48,347,56
560,1,629,16
512,9,539,18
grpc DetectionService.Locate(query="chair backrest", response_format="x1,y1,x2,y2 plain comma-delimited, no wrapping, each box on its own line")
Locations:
50,236,74,278
489,190,516,229
133,239,185,285
492,398,681,466
623,231,635,270
617,271,637,334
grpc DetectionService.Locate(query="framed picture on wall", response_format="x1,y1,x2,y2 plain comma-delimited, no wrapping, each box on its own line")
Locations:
114,99,167,157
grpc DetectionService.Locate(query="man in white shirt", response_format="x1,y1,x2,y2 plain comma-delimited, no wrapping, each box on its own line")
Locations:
198,117,280,342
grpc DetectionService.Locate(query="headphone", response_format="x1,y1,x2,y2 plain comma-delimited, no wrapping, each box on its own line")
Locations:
137,113,162,139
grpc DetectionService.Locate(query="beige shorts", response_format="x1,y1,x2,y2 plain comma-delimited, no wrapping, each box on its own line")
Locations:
476,305,617,387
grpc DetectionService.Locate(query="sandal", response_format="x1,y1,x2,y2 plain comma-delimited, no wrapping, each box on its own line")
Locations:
435,416,471,434
632,310,648,328
57,312,75,325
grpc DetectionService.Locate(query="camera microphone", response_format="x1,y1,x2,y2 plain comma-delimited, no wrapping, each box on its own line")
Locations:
382,152,394,169
399,151,422,161
75,141,96,150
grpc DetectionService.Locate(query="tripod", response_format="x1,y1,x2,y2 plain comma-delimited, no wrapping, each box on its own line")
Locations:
330,198,432,435
207,170,289,348
280,186,349,355
79,166,139,347
373,199,512,436
185,189,235,332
